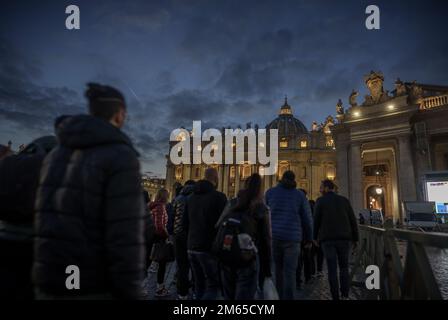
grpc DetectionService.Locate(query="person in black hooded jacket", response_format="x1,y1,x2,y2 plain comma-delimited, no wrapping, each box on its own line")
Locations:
33,83,146,299
184,168,227,300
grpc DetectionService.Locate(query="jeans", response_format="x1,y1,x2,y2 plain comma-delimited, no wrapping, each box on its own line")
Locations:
272,239,301,300
174,233,191,296
297,244,314,285
188,250,220,300
321,240,351,300
221,261,258,300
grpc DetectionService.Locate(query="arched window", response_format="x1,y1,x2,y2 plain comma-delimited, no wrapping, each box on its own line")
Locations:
175,166,183,180
278,161,290,179
242,164,251,179
280,138,288,148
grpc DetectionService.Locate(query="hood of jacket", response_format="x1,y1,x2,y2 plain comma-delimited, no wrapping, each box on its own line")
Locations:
55,115,138,155
194,180,215,195
180,184,195,196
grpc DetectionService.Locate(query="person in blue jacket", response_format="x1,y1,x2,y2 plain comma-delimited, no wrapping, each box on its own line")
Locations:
265,170,313,300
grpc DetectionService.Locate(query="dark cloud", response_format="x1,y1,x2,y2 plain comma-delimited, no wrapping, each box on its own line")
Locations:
1,0,448,177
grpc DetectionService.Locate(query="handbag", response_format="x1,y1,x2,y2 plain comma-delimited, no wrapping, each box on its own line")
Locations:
263,277,279,300
150,239,175,263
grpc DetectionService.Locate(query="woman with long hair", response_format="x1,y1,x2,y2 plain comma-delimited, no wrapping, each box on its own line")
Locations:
219,173,272,300
148,188,170,297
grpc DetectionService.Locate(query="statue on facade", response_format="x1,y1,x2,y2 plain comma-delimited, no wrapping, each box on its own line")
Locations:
312,121,319,131
323,116,335,133
409,80,423,103
363,70,390,105
394,78,407,96
336,99,344,115
349,90,358,107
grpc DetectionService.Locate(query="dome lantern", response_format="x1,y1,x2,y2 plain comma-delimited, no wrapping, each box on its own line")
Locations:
279,95,293,115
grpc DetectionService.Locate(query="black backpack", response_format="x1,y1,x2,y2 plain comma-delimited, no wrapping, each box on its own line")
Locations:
213,209,258,268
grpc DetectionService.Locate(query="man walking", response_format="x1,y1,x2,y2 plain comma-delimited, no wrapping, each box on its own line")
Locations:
314,179,359,300
33,83,146,299
184,168,227,300
265,171,313,300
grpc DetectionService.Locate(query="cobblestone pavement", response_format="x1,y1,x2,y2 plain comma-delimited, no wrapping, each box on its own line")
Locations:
142,261,368,300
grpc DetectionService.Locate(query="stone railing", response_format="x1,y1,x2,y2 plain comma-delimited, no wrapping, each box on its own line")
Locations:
420,95,448,110
351,221,448,300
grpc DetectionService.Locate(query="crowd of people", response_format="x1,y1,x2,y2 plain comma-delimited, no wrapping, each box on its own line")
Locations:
0,83,359,300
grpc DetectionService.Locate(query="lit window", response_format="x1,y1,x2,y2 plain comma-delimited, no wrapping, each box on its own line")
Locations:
175,166,183,180
280,138,288,148
242,165,251,178
230,166,236,179
300,140,308,148
278,162,290,179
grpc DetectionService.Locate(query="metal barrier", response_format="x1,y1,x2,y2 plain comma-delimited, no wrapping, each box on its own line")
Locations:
350,220,448,300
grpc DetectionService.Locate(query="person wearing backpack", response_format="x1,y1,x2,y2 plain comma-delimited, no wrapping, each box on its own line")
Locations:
0,136,57,300
265,170,313,300
215,173,272,300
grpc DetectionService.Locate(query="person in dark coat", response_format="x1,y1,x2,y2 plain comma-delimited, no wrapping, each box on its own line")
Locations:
33,83,146,299
172,180,196,300
0,136,57,300
184,168,227,300
314,179,359,300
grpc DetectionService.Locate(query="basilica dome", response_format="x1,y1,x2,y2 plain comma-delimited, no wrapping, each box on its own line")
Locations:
266,97,309,137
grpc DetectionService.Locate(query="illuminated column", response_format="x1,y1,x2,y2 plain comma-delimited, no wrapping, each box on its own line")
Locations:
349,143,364,215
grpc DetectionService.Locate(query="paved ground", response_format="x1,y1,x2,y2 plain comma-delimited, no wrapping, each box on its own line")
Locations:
142,261,368,300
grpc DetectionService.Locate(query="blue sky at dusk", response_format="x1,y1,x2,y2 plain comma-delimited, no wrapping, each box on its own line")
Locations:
1,0,447,177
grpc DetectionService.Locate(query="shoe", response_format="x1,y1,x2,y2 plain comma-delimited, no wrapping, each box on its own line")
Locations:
155,286,170,297
177,294,188,300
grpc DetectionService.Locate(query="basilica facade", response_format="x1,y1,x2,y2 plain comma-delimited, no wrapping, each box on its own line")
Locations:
165,97,337,201
164,71,448,223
